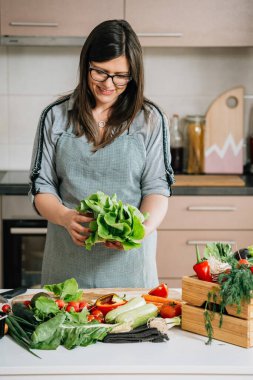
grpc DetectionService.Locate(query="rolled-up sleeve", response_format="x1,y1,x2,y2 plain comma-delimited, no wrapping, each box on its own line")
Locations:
141,108,174,198
29,105,62,209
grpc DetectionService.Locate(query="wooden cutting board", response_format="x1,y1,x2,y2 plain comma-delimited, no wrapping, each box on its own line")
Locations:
12,288,182,304
204,87,244,174
173,174,245,187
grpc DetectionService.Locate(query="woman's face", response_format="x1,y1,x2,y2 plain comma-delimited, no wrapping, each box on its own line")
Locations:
88,55,130,108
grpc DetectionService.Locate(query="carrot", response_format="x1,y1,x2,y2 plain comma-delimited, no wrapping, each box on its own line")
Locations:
142,294,172,304
145,301,164,310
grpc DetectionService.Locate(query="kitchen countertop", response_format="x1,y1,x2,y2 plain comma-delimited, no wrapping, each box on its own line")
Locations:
0,171,253,196
1,288,253,379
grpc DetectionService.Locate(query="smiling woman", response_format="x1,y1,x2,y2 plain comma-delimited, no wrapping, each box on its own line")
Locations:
29,19,174,289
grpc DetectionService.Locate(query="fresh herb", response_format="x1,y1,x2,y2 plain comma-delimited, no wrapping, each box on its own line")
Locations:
76,191,149,251
204,263,253,344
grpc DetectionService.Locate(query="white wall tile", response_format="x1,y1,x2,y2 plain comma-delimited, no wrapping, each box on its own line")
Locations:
0,96,8,144
8,46,80,95
0,47,8,95
8,95,57,145
8,144,33,170
0,145,9,169
1,46,253,170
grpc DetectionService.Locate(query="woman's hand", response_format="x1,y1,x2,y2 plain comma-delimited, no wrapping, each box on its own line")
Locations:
62,209,94,247
104,241,124,251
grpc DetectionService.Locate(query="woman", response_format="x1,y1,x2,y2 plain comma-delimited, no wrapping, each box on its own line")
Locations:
29,19,174,288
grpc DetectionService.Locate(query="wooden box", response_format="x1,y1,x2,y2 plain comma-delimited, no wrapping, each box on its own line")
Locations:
181,276,253,348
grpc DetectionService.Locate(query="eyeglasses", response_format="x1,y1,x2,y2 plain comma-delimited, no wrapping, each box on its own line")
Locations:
89,65,132,87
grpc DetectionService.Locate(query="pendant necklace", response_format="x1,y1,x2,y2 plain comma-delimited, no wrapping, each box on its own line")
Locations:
98,120,106,128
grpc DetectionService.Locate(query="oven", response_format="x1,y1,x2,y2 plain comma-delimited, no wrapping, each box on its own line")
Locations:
2,195,47,288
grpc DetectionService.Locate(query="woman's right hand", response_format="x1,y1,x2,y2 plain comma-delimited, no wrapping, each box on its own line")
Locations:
62,209,94,247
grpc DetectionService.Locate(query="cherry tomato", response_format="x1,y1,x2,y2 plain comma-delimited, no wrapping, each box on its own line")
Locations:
79,301,89,311
94,316,104,323
159,301,182,319
250,266,253,274
55,299,66,309
87,314,95,322
1,304,11,313
148,283,169,298
91,309,104,319
66,301,80,312
23,300,31,308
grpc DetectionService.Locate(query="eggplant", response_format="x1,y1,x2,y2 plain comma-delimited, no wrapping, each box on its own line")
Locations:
233,248,250,261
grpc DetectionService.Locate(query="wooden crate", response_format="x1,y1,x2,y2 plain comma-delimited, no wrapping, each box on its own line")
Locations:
181,276,253,348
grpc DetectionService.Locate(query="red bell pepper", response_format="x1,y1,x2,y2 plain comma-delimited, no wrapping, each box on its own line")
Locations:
193,245,212,282
148,283,169,298
95,293,127,316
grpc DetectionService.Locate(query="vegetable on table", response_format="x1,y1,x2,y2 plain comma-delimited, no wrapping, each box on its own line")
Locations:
95,293,127,316
193,245,212,282
159,301,182,319
105,296,146,323
114,303,159,330
76,191,149,251
148,283,168,298
142,294,174,304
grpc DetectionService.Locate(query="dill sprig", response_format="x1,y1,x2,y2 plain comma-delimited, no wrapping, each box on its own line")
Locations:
204,264,253,344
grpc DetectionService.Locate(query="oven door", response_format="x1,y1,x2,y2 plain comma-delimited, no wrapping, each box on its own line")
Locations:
3,219,47,288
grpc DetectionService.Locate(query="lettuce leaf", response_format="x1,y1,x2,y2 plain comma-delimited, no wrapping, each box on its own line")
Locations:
76,192,149,251
44,278,83,302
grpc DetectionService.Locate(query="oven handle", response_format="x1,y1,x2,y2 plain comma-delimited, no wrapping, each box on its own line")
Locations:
10,228,47,235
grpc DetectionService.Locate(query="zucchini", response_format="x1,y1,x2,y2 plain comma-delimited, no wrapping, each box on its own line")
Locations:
105,296,146,323
115,303,158,329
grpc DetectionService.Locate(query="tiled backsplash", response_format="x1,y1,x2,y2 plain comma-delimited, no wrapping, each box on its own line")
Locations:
0,46,253,170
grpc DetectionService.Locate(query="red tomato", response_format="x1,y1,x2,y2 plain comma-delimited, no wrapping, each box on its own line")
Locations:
159,301,182,319
1,304,11,313
148,283,169,298
94,316,104,323
23,300,31,308
79,301,89,311
66,301,80,312
55,299,66,309
87,314,95,322
250,266,253,274
91,309,104,319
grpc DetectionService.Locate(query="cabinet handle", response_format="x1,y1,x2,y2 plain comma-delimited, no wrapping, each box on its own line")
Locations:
187,240,236,246
137,32,183,37
10,22,58,27
187,206,237,212
10,227,47,235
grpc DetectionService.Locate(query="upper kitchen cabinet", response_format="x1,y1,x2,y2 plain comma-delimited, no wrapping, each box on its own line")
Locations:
125,0,253,47
0,0,123,41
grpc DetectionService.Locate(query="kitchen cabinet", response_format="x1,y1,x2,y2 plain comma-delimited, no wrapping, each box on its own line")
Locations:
157,196,253,287
125,0,253,47
0,0,124,37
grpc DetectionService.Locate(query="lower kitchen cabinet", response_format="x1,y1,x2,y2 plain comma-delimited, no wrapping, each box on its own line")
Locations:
157,196,253,288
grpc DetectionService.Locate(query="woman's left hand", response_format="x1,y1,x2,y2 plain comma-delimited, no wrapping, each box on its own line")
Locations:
104,241,124,251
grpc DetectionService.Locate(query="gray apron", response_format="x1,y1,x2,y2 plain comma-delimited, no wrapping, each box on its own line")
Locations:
41,126,158,288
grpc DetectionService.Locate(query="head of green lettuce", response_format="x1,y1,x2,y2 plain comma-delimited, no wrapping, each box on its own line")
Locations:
76,191,149,251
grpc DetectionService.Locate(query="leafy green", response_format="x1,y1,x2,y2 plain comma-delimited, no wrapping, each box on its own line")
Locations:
31,312,113,350
44,278,83,302
33,296,60,321
76,191,149,251
204,242,233,262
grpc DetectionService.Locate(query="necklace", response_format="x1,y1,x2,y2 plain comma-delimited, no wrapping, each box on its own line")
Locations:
98,120,106,128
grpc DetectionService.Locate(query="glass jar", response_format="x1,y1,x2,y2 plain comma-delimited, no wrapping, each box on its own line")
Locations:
169,114,184,173
184,115,205,174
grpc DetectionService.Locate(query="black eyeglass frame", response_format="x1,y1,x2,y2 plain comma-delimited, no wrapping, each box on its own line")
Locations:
88,65,132,87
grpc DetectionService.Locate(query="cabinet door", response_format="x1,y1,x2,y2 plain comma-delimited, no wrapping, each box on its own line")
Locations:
160,196,253,230
125,0,253,47
1,0,124,37
157,230,253,279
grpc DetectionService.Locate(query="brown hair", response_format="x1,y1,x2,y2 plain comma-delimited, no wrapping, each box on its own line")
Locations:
71,19,146,150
